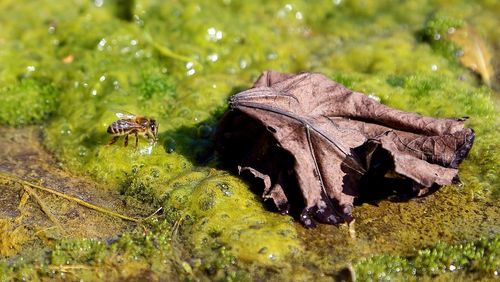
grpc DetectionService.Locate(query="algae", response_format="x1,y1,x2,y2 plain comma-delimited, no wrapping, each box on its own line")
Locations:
0,77,59,126
0,0,499,281
0,219,29,256
355,235,500,281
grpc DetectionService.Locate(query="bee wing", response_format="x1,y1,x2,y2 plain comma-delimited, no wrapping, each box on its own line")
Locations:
115,110,136,119
114,119,142,129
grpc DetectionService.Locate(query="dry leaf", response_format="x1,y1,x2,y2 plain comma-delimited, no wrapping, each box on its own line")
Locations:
448,27,493,87
62,54,74,64
216,71,475,228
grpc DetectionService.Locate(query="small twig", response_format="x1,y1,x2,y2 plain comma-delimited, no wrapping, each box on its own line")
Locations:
170,214,194,276
34,225,58,236
23,184,64,231
18,191,30,209
141,206,163,222
348,220,356,239
48,265,94,271
172,215,185,239
45,264,97,277
0,171,139,223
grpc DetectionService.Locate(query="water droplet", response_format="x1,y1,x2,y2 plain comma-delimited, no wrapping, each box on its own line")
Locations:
120,47,130,54
187,69,196,76
207,53,219,62
239,59,248,69
26,66,36,72
99,75,106,82
295,11,303,20
94,0,103,7
78,146,88,157
433,33,441,40
185,61,194,69
368,93,380,102
60,126,72,136
97,38,107,50
135,50,144,58
266,51,278,60
130,39,138,46
431,64,438,71
206,27,223,41
134,15,144,26
139,145,154,155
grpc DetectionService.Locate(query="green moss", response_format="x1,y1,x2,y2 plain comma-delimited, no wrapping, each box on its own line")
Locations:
123,167,302,266
0,0,499,280
173,173,301,265
355,235,500,281
0,217,280,281
420,14,464,60
0,220,175,281
0,77,58,126
136,73,176,100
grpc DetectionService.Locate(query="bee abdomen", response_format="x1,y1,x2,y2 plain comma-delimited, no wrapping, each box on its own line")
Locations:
107,123,125,135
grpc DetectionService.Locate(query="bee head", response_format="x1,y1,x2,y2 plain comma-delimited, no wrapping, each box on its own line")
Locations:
149,119,158,140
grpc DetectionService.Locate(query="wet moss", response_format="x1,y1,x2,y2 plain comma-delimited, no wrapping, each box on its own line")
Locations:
0,0,499,280
355,235,500,281
136,73,176,101
420,14,464,61
124,168,302,266
178,174,301,266
0,77,58,126
26,1,304,268
0,219,177,281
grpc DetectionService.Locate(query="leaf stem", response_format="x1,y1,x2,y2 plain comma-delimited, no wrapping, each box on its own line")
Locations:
22,184,64,231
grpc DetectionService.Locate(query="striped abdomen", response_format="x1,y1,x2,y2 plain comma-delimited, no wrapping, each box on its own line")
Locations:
107,119,138,136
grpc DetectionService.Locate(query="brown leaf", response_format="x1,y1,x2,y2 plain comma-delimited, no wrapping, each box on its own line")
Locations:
216,71,474,228
448,27,493,87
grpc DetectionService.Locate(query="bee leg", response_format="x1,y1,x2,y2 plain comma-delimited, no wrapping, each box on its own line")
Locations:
146,134,154,145
108,136,119,145
124,134,129,147
135,132,139,147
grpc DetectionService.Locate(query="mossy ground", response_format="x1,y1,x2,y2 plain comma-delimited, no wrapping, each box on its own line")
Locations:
0,0,499,281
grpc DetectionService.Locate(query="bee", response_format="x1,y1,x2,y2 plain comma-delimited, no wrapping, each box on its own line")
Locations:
107,112,158,147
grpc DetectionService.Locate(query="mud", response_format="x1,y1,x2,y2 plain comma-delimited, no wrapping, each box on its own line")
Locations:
0,126,150,245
